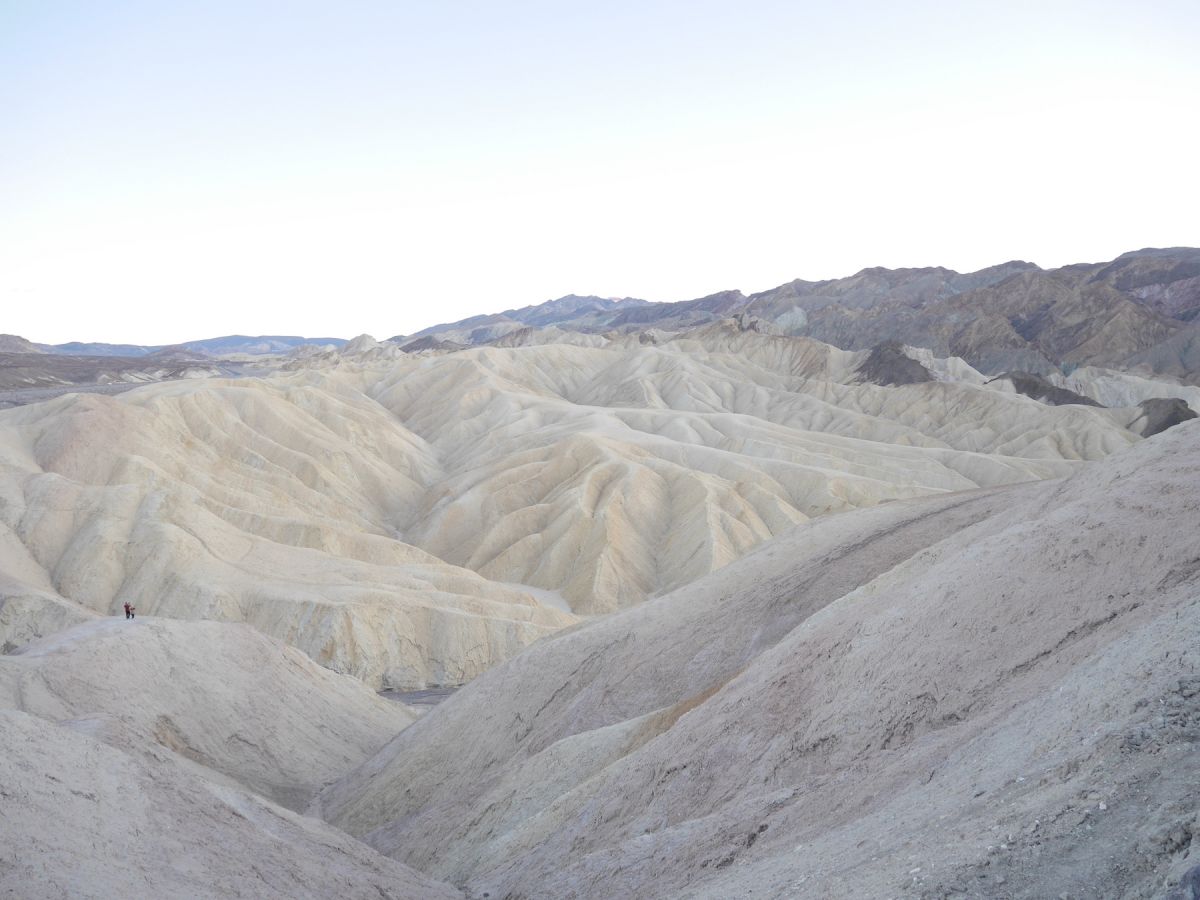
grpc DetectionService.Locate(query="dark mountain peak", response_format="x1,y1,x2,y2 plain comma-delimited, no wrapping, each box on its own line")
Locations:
857,341,935,387
145,345,210,362
989,372,1102,407
969,260,1041,279
678,290,748,313
510,293,604,314
1090,249,1200,294
771,276,822,290
504,294,648,324
1114,247,1200,261
850,265,955,279
973,267,1075,297
1135,397,1197,437
400,335,467,353
693,289,746,303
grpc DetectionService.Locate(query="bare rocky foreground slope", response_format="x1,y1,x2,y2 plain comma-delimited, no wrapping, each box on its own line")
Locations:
0,617,460,899
0,327,1177,689
317,421,1200,899
0,618,414,808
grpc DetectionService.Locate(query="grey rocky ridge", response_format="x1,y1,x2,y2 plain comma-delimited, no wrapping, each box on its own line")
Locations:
0,248,1198,898
400,247,1200,385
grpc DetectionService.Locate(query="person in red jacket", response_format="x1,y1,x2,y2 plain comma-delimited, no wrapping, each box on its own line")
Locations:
123,602,131,620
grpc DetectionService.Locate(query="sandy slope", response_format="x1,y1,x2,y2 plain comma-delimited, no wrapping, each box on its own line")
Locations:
0,617,412,808
318,421,1200,899
0,613,463,897
0,329,1161,685
0,709,461,900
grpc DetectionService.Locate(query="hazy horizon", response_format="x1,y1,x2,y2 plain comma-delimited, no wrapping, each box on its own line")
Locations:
4,1,1198,344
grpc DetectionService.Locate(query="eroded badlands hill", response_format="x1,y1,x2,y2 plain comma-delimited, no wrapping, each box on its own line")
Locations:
318,421,1200,899
0,373,575,688
0,327,1163,687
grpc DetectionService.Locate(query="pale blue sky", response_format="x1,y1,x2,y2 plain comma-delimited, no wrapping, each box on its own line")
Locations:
2,1,1198,343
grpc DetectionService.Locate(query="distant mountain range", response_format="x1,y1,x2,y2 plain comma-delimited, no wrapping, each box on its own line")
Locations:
0,335,349,357
6,248,1199,384
0,334,350,394
396,247,1200,383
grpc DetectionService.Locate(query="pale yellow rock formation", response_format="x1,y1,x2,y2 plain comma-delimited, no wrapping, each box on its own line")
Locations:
0,330,1163,684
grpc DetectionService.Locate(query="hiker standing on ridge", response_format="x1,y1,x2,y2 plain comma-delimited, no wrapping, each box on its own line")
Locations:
123,602,131,619
129,604,135,619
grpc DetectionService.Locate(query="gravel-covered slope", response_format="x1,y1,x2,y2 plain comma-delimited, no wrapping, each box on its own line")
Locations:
0,617,413,808
0,708,462,900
